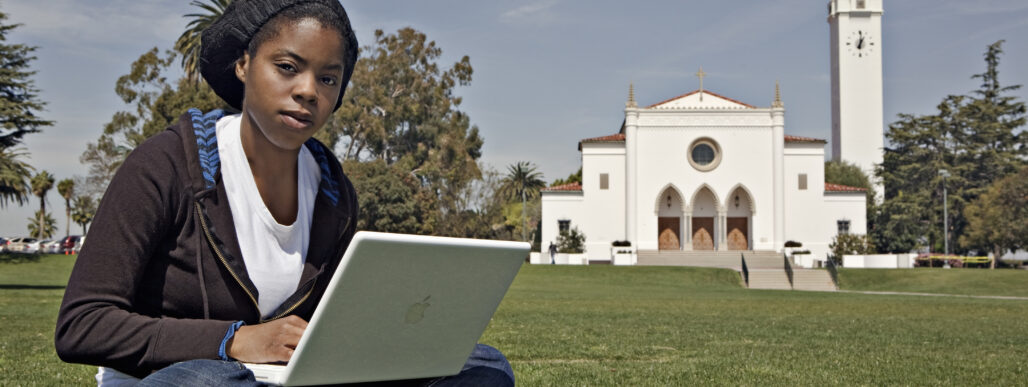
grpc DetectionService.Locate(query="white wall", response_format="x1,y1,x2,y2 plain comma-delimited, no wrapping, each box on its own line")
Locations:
580,143,626,260
784,142,828,258
843,254,915,269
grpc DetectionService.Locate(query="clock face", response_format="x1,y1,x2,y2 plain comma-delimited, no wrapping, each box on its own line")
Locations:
845,30,875,58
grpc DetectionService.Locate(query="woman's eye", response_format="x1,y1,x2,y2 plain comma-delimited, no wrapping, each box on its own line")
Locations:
321,77,338,86
276,63,296,72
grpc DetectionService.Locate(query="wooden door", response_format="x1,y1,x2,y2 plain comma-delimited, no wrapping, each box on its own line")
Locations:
658,217,680,250
692,217,714,250
726,217,749,250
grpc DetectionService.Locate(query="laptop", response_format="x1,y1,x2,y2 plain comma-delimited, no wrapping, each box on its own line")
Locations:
244,231,528,386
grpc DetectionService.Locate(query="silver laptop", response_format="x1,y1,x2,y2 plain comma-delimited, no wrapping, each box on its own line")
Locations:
244,231,528,386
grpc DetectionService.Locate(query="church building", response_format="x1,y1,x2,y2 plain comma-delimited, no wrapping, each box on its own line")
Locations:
540,0,883,264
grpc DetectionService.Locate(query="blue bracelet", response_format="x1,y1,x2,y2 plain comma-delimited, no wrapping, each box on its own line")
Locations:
219,320,246,361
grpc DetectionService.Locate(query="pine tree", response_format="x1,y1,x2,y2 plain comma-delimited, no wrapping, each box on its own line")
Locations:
0,9,52,207
875,41,1026,254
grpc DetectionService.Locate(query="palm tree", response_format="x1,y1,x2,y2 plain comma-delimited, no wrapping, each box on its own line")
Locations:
0,147,34,208
71,195,97,234
499,162,546,242
57,179,74,238
27,210,56,239
175,0,232,83
30,171,54,238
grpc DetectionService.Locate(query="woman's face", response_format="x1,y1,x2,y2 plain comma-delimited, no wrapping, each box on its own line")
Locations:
235,18,345,151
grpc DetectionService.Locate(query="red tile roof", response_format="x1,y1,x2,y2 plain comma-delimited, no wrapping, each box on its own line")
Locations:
825,183,867,192
645,89,757,109
785,135,827,144
580,133,625,143
542,182,583,192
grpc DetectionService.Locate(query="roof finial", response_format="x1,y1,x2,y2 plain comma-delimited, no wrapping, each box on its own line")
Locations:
695,67,706,102
626,82,637,108
772,80,784,108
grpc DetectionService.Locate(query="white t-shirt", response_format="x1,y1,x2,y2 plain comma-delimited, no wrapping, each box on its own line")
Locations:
217,113,320,318
96,114,321,387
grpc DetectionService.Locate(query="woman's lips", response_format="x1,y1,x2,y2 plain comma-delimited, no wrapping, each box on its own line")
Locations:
281,112,313,130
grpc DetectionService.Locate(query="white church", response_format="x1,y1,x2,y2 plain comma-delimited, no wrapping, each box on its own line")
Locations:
540,0,884,265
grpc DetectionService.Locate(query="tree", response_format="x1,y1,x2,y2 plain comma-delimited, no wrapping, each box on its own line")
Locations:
174,0,231,83
875,41,1026,254
344,158,436,235
498,161,545,241
57,179,74,238
26,209,55,239
29,170,53,238
960,166,1028,269
82,48,225,192
556,227,586,254
551,167,582,187
71,195,96,234
0,10,54,150
0,9,52,208
0,146,32,208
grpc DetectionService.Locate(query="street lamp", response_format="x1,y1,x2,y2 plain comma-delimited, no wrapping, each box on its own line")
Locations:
939,169,950,268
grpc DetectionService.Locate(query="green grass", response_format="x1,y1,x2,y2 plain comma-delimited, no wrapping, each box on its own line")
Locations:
838,268,1028,297
0,253,96,385
3,255,1028,385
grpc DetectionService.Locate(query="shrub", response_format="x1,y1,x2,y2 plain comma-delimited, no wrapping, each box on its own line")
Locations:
785,240,803,248
557,227,586,254
792,250,811,255
829,233,875,264
611,240,632,247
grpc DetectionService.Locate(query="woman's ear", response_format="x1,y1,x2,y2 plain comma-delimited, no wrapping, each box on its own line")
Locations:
235,52,250,83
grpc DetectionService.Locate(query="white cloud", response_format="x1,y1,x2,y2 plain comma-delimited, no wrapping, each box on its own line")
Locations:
500,1,560,24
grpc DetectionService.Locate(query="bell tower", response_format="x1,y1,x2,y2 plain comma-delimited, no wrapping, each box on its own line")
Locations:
828,0,884,194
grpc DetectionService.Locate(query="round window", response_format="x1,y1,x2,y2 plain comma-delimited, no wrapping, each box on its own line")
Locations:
688,138,721,172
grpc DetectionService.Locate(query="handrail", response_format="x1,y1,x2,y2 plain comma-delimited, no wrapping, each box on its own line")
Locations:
740,253,749,287
783,253,794,289
825,256,840,289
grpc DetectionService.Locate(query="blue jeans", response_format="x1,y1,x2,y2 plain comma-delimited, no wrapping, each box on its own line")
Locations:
136,344,514,386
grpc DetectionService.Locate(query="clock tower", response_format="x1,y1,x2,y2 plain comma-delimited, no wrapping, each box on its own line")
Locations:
829,0,884,195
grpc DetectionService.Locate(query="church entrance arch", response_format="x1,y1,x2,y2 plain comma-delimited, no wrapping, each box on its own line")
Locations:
690,186,720,250
655,186,685,250
725,185,755,250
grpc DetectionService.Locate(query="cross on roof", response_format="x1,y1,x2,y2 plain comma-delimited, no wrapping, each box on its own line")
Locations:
695,67,706,101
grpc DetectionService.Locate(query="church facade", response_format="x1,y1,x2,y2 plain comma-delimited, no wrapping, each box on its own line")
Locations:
540,0,883,264
541,88,867,263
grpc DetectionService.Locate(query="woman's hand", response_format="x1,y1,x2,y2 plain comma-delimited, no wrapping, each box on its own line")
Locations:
226,315,308,363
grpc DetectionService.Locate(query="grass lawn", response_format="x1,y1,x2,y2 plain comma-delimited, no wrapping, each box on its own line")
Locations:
3,254,1028,385
838,267,1028,297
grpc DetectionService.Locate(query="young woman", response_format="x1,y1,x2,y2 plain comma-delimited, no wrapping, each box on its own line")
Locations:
55,1,513,385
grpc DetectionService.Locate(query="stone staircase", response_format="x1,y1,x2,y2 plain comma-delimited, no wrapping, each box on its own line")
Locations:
790,269,837,291
636,250,836,292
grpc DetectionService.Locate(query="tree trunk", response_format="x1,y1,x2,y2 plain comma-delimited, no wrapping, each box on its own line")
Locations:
520,189,527,242
65,199,71,238
38,197,45,238
991,245,1000,269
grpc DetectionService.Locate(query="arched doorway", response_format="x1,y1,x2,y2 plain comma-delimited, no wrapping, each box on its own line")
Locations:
656,186,685,250
690,186,719,250
725,185,755,250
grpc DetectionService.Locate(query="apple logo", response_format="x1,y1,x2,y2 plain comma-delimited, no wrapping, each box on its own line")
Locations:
404,295,431,324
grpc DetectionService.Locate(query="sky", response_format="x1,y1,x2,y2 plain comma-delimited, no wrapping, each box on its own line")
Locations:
2,0,1027,237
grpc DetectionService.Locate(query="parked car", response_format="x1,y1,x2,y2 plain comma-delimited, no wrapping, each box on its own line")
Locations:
43,240,64,254
60,235,82,254
73,236,87,254
0,237,8,253
24,239,48,254
6,237,38,253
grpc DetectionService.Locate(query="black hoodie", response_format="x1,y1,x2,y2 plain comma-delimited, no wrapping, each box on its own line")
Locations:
55,109,358,378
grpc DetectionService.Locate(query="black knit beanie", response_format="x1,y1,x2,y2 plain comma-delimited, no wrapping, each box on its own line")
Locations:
199,0,358,111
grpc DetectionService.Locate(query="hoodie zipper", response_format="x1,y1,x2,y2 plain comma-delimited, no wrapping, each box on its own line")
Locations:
196,204,261,317
196,204,352,323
